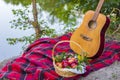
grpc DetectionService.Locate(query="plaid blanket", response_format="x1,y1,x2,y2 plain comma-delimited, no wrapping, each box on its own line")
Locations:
0,33,120,80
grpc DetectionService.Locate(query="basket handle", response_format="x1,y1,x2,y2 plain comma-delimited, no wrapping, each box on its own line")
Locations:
52,40,85,61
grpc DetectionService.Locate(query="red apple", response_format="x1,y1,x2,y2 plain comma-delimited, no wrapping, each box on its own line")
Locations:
62,60,69,68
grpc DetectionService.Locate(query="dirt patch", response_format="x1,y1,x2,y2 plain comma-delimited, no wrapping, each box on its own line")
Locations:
80,61,120,80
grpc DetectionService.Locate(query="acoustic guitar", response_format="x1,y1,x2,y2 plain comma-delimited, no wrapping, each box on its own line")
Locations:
70,0,110,59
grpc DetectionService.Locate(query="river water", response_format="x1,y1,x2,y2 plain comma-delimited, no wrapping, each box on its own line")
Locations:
0,0,35,61
0,0,82,62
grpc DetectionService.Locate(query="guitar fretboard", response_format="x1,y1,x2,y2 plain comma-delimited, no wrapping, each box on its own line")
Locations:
92,0,105,21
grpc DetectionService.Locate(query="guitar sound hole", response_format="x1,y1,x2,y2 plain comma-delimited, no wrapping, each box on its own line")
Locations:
88,20,97,29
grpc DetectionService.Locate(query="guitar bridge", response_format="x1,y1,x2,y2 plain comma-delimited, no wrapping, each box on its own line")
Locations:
80,34,93,41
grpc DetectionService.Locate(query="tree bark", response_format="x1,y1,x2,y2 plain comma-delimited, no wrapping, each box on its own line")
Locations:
32,0,41,39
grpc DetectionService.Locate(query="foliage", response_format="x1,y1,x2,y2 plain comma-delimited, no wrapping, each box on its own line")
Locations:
4,0,31,6
38,0,81,31
10,8,32,30
7,7,57,46
7,34,35,46
38,0,120,20
107,8,120,35
38,0,120,39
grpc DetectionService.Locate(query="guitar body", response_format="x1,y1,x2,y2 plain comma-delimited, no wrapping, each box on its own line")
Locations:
70,10,110,59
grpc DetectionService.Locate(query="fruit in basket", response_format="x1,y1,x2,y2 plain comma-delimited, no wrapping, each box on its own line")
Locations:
55,52,88,70
62,59,69,68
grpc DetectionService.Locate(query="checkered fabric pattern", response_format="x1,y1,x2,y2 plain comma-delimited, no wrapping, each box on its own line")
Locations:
0,33,120,80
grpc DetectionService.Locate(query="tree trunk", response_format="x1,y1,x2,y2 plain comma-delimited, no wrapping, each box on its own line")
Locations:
32,0,41,39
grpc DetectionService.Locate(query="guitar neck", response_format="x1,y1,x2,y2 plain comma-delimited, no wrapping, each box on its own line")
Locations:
92,0,105,21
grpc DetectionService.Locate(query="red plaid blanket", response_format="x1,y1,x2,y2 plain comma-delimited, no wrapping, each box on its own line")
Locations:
0,33,120,80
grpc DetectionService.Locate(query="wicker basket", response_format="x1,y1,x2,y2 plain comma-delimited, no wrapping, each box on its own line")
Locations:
52,40,86,77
